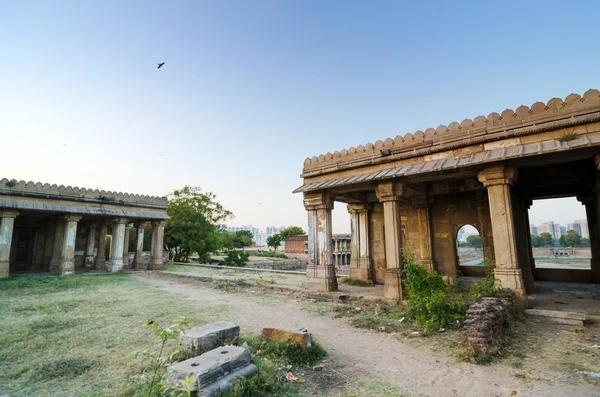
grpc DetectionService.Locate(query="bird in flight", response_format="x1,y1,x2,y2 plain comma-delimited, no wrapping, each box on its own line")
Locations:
157,62,165,69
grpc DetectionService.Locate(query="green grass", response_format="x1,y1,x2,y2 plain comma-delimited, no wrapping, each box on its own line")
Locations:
252,252,289,259
340,380,411,397
0,273,230,397
338,277,371,287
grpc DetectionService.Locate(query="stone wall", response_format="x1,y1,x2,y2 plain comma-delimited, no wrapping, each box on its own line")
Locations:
284,235,308,254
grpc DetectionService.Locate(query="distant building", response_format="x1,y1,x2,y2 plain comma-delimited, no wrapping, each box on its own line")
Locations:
530,224,538,236
222,225,260,243
283,234,351,267
537,221,562,239
567,220,589,239
560,226,567,237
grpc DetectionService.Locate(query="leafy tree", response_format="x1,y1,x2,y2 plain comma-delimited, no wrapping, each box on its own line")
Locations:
233,230,253,249
580,237,590,247
266,234,282,251
538,232,553,247
164,186,232,263
561,230,581,247
279,226,306,240
530,235,543,248
466,235,482,249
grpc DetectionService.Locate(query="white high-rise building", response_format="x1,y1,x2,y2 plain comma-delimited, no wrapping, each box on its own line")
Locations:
537,221,562,240
567,220,589,239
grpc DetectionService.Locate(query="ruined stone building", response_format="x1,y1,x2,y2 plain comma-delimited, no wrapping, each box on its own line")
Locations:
284,234,352,267
0,179,169,278
294,89,600,306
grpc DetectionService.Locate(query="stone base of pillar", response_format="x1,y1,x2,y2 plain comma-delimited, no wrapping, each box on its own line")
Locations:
494,268,528,308
591,259,600,283
349,267,373,283
0,260,8,278
95,256,106,270
383,269,402,302
84,255,96,268
149,258,164,270
421,259,435,273
520,265,535,294
50,257,61,274
107,258,124,273
60,259,75,276
133,259,146,270
306,264,338,291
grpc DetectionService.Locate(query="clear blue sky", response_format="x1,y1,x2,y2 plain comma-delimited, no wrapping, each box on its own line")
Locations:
1,1,598,232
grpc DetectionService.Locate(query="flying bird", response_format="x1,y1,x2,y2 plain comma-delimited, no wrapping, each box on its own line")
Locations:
157,62,165,69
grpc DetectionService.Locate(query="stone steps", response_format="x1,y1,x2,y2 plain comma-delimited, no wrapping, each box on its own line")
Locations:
524,308,598,326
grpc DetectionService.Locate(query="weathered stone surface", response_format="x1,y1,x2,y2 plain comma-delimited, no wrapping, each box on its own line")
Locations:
163,345,257,397
262,327,310,349
463,296,513,357
181,322,240,355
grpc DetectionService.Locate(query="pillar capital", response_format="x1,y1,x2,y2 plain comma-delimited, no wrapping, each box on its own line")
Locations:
346,203,371,214
125,222,134,229
477,166,517,187
112,217,129,225
63,214,82,223
151,219,168,228
303,192,334,211
136,221,149,228
0,210,19,218
376,182,406,202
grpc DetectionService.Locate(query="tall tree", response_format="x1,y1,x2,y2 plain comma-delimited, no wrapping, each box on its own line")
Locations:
233,230,253,249
279,226,306,240
164,186,232,263
530,235,543,248
466,234,482,249
266,234,282,251
538,232,553,247
562,230,581,247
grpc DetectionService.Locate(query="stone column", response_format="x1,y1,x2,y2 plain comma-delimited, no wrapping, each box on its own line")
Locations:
413,197,435,273
522,198,536,276
377,182,405,301
122,223,133,267
478,166,527,307
304,192,337,291
348,203,373,282
95,222,108,269
108,218,128,272
50,219,66,274
42,218,56,267
150,220,168,270
60,215,82,276
133,221,148,269
85,223,98,268
0,210,19,278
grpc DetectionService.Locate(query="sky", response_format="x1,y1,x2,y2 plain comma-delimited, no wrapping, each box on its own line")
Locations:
1,1,599,233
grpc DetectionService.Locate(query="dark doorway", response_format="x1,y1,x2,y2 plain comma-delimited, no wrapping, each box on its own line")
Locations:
14,230,35,271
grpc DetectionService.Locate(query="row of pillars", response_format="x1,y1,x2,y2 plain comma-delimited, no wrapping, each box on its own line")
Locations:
0,211,167,278
303,165,537,307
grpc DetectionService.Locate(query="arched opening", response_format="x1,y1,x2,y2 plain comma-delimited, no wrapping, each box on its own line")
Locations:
456,224,484,268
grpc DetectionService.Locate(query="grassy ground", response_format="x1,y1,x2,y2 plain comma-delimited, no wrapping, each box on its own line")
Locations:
0,273,230,397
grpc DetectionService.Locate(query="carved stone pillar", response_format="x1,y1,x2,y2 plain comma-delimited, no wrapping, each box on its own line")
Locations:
304,192,337,291
60,215,82,276
376,182,405,302
122,223,133,267
0,210,19,278
412,197,435,273
133,221,148,269
108,218,128,272
348,203,373,282
478,166,527,307
512,194,535,293
50,219,66,274
150,220,168,269
95,222,108,269
85,223,98,268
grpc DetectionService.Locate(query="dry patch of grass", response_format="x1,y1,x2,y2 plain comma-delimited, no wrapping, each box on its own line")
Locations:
0,273,230,396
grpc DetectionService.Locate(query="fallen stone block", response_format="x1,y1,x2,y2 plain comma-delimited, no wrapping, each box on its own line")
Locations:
262,327,311,349
163,345,257,397
180,321,240,355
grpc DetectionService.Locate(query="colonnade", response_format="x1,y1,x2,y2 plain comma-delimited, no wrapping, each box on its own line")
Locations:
0,212,167,278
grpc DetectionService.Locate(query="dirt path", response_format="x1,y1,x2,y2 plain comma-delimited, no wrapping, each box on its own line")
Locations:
134,273,597,397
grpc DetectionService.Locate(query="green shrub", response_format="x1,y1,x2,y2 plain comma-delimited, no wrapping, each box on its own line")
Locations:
339,277,371,287
221,250,249,267
253,252,288,259
401,252,469,330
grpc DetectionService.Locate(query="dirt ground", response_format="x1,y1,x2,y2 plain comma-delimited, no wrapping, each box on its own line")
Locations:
134,272,600,397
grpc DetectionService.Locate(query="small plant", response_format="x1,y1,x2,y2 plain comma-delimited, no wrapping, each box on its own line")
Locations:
555,130,581,142
256,270,276,285
253,251,288,259
339,277,370,287
137,317,189,397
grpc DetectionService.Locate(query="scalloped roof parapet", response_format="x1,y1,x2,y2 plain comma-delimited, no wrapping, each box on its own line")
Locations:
303,89,600,173
0,178,167,207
